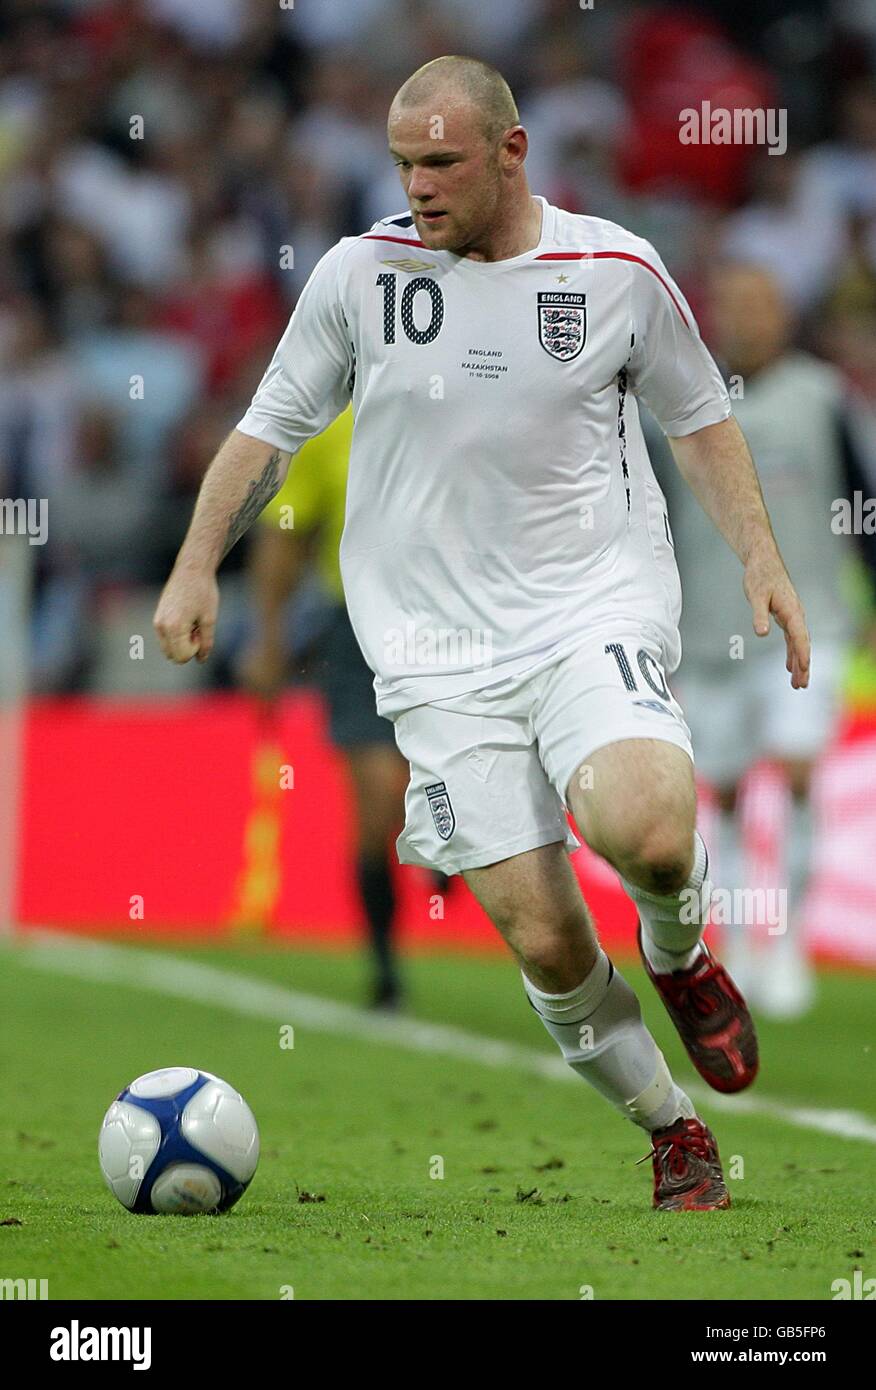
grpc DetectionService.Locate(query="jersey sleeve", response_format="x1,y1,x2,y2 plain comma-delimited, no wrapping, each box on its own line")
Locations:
626,245,731,437
236,240,354,456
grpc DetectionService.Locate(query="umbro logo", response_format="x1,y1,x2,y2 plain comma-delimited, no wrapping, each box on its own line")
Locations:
632,699,677,717
381,258,438,273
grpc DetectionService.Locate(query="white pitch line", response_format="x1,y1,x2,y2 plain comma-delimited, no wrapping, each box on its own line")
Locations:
12,930,876,1146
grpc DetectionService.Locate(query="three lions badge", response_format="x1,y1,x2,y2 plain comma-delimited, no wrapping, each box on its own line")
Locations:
538,292,587,361
425,781,455,840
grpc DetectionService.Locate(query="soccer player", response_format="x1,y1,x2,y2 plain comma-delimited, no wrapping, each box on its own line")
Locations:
154,56,810,1211
241,407,409,1011
647,263,876,1018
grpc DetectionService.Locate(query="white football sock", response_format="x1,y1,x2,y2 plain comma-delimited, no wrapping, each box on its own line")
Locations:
787,795,813,929
523,950,695,1132
769,793,814,981
716,802,756,990
739,763,792,954
623,831,711,974
749,778,816,1015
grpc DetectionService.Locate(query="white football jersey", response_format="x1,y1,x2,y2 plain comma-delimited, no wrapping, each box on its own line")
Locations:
237,196,731,717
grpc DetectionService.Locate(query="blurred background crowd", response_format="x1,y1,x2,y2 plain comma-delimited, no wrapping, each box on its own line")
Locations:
2,0,876,695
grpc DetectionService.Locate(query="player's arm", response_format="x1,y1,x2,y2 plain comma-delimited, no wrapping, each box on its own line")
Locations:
154,240,354,666
668,417,810,689
627,246,809,689
153,431,290,665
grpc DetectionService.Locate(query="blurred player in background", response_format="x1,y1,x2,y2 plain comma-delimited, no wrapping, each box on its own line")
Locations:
240,407,409,1010
650,264,876,1018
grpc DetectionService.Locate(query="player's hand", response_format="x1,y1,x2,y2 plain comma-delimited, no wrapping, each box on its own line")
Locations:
743,547,810,689
153,565,220,664
239,638,287,699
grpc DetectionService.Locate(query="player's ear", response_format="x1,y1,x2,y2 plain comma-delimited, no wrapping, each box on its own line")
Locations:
500,125,528,172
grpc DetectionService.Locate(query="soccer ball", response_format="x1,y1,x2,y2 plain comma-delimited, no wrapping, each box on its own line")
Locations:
98,1067,259,1215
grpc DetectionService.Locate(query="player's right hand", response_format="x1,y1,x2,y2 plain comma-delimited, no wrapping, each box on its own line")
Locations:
743,547,810,689
153,566,220,664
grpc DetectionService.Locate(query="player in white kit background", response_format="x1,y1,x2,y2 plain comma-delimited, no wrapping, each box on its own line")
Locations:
154,57,811,1211
647,263,876,1020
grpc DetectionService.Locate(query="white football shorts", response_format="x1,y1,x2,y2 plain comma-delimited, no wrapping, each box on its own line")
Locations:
673,640,844,789
392,624,694,875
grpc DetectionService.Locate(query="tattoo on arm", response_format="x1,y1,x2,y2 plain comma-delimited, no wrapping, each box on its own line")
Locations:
222,451,282,560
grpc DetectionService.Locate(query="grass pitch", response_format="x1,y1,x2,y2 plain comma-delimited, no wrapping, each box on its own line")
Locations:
0,935,874,1300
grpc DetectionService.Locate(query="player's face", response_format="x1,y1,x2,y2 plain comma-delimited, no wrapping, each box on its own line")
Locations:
387,106,504,254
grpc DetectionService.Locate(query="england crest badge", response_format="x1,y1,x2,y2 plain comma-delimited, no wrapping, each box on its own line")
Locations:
538,292,587,361
425,781,455,841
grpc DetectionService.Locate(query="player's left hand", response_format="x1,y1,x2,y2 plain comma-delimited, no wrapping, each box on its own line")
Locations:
743,548,811,689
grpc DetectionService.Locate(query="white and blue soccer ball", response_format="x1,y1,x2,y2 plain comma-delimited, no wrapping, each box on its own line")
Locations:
98,1067,259,1215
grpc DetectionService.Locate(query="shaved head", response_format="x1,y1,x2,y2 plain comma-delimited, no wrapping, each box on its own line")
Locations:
386,55,538,261
391,55,519,145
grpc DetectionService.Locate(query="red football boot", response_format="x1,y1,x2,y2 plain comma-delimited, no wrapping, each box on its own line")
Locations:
637,921,759,1093
644,1116,731,1211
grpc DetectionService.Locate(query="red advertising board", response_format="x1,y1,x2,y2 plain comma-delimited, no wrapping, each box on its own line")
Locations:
14,692,876,967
